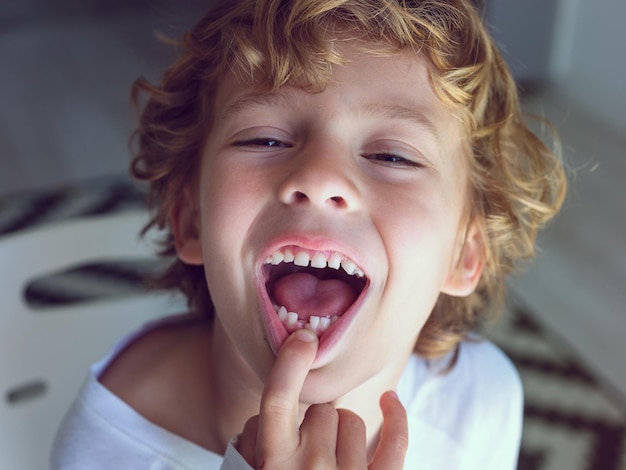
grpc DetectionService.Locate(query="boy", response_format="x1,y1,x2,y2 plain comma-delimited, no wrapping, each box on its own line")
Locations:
52,0,566,468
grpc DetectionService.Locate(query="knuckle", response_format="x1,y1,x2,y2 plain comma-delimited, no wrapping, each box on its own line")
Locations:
261,394,292,417
337,408,365,430
301,452,334,470
241,414,260,439
256,446,291,466
307,402,338,421
260,453,332,470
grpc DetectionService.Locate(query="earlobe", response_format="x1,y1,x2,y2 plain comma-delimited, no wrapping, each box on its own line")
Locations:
441,223,484,297
170,191,203,266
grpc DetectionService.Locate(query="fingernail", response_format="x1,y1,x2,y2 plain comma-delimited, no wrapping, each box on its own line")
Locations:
293,328,317,343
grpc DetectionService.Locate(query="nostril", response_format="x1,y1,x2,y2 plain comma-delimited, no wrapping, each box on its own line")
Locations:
329,196,346,207
284,190,349,208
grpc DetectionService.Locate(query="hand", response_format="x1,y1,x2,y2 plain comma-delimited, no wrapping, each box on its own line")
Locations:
236,329,408,469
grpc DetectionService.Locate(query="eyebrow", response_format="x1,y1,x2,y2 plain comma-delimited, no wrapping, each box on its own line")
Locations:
219,92,296,122
220,91,440,141
361,103,440,140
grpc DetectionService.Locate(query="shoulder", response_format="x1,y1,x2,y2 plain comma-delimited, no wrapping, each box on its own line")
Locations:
99,313,210,390
446,337,523,421
455,338,523,467
52,315,224,468
401,338,523,469
98,314,214,435
403,337,522,406
456,336,522,394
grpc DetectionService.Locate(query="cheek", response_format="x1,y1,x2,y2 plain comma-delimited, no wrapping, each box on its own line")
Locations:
374,192,459,299
200,162,263,243
196,170,257,305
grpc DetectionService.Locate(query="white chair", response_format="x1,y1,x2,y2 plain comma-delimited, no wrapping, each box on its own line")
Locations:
0,210,185,470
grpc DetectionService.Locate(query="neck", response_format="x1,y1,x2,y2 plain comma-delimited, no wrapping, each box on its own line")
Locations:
326,356,409,459
208,320,411,458
207,321,266,452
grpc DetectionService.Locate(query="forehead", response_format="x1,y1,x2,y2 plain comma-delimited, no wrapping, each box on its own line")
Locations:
212,41,470,173
219,48,459,126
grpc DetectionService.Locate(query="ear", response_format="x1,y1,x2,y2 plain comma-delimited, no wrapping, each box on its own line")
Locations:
170,190,203,265
441,222,484,297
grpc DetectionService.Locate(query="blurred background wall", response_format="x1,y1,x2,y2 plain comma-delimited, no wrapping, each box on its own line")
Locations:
1,0,624,194
486,0,626,136
3,0,625,194
0,0,206,196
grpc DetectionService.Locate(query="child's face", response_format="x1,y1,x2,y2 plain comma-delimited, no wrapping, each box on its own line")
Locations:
175,45,482,402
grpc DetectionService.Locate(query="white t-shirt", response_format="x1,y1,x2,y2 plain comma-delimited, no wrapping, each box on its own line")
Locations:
51,317,522,469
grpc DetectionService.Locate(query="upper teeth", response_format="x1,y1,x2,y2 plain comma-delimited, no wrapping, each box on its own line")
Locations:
264,248,365,278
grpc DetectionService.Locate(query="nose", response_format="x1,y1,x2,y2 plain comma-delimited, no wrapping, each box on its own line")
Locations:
277,146,361,211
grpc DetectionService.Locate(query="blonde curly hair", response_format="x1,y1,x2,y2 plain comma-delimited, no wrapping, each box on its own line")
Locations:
130,0,566,358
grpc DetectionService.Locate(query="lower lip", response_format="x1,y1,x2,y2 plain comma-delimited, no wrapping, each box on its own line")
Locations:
258,283,368,367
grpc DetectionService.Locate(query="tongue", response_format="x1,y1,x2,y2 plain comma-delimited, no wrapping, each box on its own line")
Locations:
271,272,357,321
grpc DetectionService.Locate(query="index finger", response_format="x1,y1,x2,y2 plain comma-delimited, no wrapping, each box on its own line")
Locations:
258,329,318,454
369,391,409,470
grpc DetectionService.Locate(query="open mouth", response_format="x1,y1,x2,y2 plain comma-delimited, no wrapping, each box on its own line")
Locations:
262,246,369,336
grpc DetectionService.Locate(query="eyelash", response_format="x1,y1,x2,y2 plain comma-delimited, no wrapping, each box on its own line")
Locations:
364,153,423,169
233,139,423,169
233,138,291,149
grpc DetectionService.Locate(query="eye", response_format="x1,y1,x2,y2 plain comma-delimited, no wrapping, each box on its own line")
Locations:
364,153,423,169
233,137,291,149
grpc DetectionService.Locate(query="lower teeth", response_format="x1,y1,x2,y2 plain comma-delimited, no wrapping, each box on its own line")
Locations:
274,305,338,334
